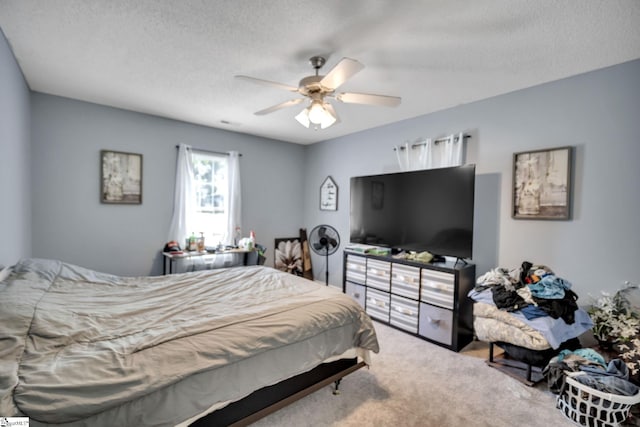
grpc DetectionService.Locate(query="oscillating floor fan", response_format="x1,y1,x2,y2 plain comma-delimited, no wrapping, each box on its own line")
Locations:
308,224,340,286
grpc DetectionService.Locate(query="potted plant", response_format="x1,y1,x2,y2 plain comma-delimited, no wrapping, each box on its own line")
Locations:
588,282,640,349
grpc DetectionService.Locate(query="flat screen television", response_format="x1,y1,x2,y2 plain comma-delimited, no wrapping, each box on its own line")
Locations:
349,164,475,259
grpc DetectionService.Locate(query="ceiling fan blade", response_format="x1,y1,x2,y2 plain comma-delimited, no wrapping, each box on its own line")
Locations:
336,92,401,107
255,98,305,115
320,58,364,90
235,75,299,92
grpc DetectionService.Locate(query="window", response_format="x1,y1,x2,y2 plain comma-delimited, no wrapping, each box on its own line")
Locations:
168,145,240,249
191,151,228,246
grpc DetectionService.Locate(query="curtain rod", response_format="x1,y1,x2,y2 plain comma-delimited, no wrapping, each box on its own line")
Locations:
175,145,242,156
393,134,471,151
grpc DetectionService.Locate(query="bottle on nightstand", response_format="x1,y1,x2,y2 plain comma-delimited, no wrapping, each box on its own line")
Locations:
197,232,205,252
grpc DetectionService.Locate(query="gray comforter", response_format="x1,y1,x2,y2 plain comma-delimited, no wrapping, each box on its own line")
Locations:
0,258,379,425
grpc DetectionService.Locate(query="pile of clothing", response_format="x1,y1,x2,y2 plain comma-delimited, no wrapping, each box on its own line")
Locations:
469,261,593,361
475,261,579,324
544,348,639,396
547,348,640,426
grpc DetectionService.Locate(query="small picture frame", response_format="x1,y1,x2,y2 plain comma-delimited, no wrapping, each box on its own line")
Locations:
320,176,338,211
101,150,143,204
512,146,572,220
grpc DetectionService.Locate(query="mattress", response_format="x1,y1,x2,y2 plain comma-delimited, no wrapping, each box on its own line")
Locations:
0,258,379,426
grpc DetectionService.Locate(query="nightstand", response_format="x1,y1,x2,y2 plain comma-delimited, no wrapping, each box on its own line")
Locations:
162,249,253,274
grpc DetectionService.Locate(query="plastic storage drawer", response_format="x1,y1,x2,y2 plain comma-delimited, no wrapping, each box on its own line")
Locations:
390,295,419,333
345,282,366,308
418,303,453,346
420,269,455,309
365,288,390,322
345,254,367,285
391,264,420,300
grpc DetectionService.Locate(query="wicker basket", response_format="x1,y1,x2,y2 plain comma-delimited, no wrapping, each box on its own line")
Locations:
557,372,640,427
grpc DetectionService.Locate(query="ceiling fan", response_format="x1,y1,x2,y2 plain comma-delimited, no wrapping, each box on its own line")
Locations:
236,56,401,130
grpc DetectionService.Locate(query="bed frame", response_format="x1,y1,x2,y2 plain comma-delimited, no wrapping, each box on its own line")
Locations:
190,357,366,426
486,342,545,386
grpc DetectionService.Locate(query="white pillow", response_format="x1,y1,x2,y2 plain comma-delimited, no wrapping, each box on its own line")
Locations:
0,266,13,282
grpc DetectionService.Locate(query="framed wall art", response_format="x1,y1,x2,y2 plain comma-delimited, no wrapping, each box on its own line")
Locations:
320,176,338,211
274,237,303,276
101,150,143,204
512,146,573,220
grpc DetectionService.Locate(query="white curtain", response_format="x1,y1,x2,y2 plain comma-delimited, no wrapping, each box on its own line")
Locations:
422,139,434,169
394,138,432,171
443,132,464,167
394,142,410,171
225,151,241,246
395,133,464,170
167,144,194,245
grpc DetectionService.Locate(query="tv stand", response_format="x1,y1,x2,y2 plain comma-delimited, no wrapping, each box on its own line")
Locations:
343,251,475,352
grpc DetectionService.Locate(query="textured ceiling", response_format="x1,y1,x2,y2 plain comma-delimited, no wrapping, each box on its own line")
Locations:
1,1,639,145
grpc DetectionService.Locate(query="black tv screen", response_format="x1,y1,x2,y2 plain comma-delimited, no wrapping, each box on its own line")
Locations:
349,165,475,259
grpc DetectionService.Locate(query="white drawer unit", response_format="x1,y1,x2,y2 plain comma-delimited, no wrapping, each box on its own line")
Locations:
342,251,475,352
390,295,419,333
365,288,390,322
391,264,420,300
345,254,367,285
419,303,454,346
366,259,391,291
345,282,366,308
420,269,455,309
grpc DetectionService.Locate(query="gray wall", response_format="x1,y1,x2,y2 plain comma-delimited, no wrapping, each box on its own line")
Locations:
0,29,31,267
31,94,306,276
303,59,640,298
6,19,640,297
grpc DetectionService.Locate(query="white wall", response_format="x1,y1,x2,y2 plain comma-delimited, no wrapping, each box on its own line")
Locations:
30,94,306,276
303,59,640,299
0,29,31,266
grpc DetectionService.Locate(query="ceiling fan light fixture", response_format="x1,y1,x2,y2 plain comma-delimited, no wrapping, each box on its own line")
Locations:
308,101,327,124
294,108,310,127
319,108,337,129
295,101,336,129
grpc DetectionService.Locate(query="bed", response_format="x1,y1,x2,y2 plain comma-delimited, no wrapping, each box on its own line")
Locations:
0,258,379,426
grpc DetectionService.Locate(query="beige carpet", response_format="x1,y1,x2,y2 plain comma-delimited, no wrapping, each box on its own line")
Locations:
252,322,573,427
